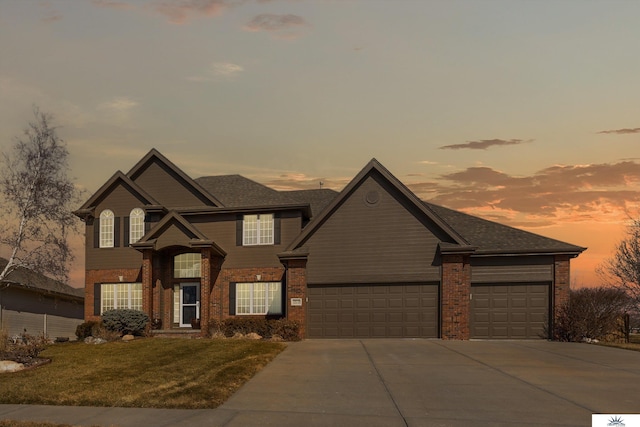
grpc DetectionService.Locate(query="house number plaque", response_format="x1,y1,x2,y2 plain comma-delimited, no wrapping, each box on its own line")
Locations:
290,298,303,306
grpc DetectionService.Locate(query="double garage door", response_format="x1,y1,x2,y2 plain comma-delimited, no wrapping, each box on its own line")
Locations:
307,282,549,339
307,283,438,338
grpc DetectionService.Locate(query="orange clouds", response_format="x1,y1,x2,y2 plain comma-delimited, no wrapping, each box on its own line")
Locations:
410,161,640,226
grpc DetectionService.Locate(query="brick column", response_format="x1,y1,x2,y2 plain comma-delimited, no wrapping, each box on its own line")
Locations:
441,254,471,340
553,255,571,337
282,258,308,339
141,249,153,319
199,248,211,336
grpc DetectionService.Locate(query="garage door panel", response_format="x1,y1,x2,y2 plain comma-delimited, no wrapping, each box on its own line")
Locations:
471,283,549,339
308,284,438,338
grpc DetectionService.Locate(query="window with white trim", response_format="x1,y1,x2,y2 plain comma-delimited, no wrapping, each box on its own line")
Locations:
243,214,274,246
236,282,282,315
129,208,144,244
99,209,114,248
100,283,142,313
174,253,201,278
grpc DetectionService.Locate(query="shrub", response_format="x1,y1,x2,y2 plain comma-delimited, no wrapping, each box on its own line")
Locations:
207,317,301,341
270,319,301,341
547,287,632,342
75,321,102,340
101,309,150,336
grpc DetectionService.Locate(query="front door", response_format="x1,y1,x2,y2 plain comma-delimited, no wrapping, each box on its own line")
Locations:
179,282,200,327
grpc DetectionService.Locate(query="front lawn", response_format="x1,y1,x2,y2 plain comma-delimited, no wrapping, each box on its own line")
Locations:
0,338,285,409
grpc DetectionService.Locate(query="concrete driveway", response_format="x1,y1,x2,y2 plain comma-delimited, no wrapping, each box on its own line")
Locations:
2,339,639,426
221,339,640,427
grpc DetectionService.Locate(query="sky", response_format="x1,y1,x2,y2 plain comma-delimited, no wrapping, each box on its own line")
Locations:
1,0,639,289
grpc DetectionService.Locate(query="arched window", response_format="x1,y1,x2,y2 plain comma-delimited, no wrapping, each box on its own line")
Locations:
129,208,145,244
99,209,114,248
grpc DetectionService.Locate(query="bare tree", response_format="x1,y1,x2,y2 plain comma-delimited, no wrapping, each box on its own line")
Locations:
597,218,640,307
549,287,631,342
0,107,81,284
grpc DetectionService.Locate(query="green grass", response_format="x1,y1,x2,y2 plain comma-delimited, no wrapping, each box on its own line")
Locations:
0,338,285,409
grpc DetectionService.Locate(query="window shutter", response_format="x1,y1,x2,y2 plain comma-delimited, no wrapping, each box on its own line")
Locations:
145,219,151,233
114,217,121,247
93,218,100,248
274,212,281,245
94,283,101,316
229,283,236,315
123,217,130,247
236,215,243,246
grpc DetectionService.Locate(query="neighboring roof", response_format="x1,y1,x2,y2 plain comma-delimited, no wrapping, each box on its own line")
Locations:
0,258,84,300
424,202,586,256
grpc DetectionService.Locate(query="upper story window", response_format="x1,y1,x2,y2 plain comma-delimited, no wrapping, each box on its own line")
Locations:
174,253,201,278
99,209,114,248
243,214,274,246
129,208,145,244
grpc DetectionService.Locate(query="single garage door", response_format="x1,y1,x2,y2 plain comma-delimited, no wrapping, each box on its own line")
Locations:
307,283,439,338
470,283,549,339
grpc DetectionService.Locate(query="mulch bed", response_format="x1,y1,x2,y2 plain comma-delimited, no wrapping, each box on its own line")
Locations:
1,352,51,370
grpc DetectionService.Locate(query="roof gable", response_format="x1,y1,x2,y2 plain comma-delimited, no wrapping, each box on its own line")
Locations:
76,171,160,215
127,149,223,208
132,211,226,256
286,159,468,251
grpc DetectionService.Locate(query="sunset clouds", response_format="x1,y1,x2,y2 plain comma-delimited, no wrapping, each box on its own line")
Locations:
598,128,640,135
439,139,532,150
244,14,309,39
412,161,640,227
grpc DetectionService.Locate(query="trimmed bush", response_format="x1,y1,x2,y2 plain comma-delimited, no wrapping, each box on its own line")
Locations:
75,321,101,340
102,309,150,336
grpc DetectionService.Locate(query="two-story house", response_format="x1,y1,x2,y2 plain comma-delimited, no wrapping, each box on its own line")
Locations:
75,149,585,339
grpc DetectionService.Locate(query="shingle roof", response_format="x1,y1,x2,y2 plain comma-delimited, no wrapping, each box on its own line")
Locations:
0,258,84,299
424,202,586,255
281,189,339,217
194,169,584,256
195,175,292,208
194,175,339,217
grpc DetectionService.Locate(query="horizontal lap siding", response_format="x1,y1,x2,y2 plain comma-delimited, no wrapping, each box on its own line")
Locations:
305,174,443,284
470,283,549,339
308,284,439,338
471,256,554,283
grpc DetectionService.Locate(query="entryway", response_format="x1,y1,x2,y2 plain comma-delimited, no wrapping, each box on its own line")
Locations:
178,282,200,328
